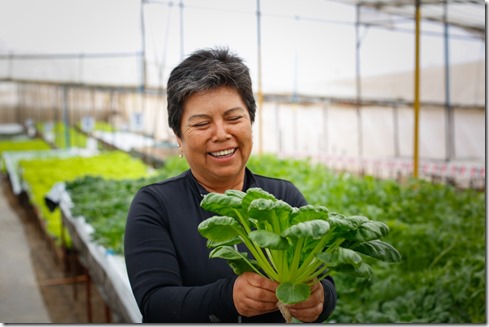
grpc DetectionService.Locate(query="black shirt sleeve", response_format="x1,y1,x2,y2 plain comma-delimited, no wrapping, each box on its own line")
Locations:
124,176,240,323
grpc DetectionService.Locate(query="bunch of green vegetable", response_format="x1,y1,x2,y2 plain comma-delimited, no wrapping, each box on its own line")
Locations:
198,187,401,322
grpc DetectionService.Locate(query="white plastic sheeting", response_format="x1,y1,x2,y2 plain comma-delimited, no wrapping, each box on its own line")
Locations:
59,193,142,323
255,102,484,162
0,1,484,92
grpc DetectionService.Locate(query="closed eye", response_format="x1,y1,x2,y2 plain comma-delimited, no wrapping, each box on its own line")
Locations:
191,122,210,128
227,116,243,122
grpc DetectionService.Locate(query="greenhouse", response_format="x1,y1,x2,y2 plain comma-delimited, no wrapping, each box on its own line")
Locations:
0,0,485,323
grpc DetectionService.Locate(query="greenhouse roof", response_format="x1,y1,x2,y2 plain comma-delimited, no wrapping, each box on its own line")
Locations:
339,0,485,39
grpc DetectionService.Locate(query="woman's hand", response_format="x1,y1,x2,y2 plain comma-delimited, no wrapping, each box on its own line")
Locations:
286,281,324,322
233,272,279,317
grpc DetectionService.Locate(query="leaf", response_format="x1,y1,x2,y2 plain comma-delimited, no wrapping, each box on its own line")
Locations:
343,215,370,228
197,216,243,242
327,213,356,232
228,258,259,275
209,246,258,275
224,189,246,200
241,187,277,211
206,236,242,249
282,220,330,240
351,240,402,262
249,230,289,250
290,205,329,224
344,220,390,241
276,282,311,304
209,246,247,260
317,247,363,268
200,193,242,218
248,198,293,229
332,261,373,279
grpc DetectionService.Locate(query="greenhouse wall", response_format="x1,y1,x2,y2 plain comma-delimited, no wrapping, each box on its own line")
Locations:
0,81,484,167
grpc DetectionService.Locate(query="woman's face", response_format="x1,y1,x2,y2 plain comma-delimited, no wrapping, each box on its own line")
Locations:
177,86,253,191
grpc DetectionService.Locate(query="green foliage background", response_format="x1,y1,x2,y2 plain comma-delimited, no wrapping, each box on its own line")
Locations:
65,154,485,323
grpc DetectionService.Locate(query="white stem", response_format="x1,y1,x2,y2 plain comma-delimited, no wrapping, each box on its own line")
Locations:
277,301,293,323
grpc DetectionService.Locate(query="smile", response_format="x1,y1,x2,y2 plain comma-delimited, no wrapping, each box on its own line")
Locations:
209,148,236,158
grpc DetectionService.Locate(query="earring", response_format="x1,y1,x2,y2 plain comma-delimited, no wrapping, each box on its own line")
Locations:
178,145,183,158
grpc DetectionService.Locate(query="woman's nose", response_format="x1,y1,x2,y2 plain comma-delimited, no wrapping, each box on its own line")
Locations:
212,121,231,141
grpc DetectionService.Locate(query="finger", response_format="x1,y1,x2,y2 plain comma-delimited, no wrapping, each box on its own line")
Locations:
288,302,323,322
247,273,279,292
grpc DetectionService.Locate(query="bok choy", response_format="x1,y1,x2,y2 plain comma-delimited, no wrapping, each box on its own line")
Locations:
198,187,401,322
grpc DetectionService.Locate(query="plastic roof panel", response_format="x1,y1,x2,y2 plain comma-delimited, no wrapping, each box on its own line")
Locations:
340,0,485,38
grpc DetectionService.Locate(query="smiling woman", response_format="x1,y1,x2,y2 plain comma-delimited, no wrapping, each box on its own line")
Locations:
123,47,337,323
179,87,253,193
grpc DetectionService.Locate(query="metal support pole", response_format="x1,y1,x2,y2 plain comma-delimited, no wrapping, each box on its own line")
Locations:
393,103,400,158
413,0,421,178
139,0,147,92
62,86,71,149
355,4,363,158
179,0,185,60
444,0,453,162
256,0,263,155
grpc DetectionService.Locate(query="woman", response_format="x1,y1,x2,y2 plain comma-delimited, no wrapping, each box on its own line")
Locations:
124,47,337,323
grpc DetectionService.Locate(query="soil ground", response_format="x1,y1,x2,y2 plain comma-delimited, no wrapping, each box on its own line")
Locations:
2,176,109,323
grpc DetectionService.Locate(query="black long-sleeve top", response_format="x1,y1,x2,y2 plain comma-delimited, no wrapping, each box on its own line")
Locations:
124,168,337,323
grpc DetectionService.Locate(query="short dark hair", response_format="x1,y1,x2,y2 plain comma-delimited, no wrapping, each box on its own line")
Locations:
167,47,256,138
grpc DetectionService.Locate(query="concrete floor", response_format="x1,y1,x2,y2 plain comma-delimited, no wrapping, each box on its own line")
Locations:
0,176,51,323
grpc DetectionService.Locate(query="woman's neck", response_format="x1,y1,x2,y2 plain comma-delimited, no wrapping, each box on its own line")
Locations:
198,179,244,194
193,171,246,194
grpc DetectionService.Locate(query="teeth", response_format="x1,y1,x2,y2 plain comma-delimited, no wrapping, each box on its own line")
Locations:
211,149,235,157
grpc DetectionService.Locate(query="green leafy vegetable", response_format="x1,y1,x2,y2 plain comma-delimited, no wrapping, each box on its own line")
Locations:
198,187,401,322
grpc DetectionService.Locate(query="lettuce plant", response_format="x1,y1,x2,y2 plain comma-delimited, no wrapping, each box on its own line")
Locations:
198,187,401,322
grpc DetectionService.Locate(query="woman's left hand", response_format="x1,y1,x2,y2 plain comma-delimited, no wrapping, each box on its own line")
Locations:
286,281,324,322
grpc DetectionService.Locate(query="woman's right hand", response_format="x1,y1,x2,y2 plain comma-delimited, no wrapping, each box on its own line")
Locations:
233,272,279,317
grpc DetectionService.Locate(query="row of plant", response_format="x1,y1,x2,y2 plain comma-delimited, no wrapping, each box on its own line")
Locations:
64,154,485,323
35,120,114,149
0,138,52,172
18,150,151,245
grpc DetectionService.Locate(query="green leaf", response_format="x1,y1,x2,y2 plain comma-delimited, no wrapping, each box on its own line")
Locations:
209,246,247,260
197,216,243,242
317,247,363,267
209,246,258,275
351,240,402,262
249,230,289,250
276,282,311,304
343,215,370,228
248,198,293,229
241,187,276,211
206,236,242,249
332,261,373,279
290,205,329,224
224,189,246,200
327,213,356,232
282,220,330,240
228,258,259,275
344,220,390,241
200,193,242,218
